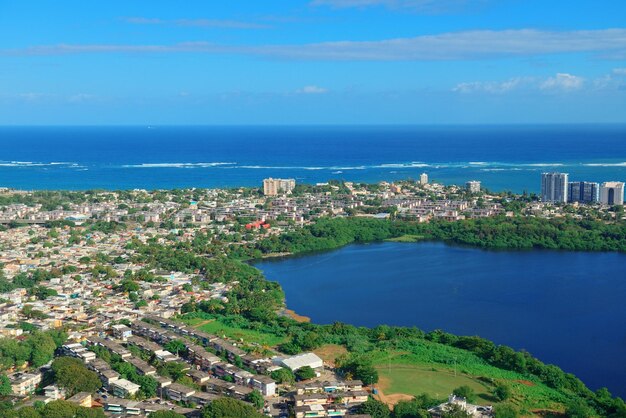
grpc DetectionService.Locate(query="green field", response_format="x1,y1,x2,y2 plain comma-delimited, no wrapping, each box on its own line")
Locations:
376,364,493,404
185,317,288,347
385,234,425,243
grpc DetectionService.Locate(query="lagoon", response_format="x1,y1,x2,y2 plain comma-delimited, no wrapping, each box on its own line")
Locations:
255,242,626,397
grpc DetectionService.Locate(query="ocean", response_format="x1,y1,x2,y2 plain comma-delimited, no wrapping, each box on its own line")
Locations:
0,125,625,191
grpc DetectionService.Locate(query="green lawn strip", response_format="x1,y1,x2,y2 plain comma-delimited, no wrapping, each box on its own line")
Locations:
384,234,425,243
376,364,492,403
194,318,288,347
369,346,568,412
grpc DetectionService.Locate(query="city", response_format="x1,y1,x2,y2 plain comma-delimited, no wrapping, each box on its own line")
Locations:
0,174,624,417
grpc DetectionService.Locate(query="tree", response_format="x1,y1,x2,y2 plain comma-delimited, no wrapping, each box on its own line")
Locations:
52,357,102,396
26,332,57,367
0,374,11,396
565,400,595,418
164,340,186,356
270,368,295,385
452,385,476,403
16,407,42,418
75,408,106,418
441,404,472,418
336,355,379,385
493,403,518,418
202,397,265,418
41,400,77,418
394,399,429,418
295,366,316,381
246,389,264,410
147,412,185,418
356,397,391,418
493,384,512,402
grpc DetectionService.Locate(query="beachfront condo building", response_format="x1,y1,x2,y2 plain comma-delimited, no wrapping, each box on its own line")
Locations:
568,181,599,203
263,178,296,196
541,172,569,203
466,180,481,193
600,182,625,206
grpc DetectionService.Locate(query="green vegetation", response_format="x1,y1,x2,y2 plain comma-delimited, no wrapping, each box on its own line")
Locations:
295,366,316,381
201,397,265,418
183,315,288,347
51,357,102,396
0,330,66,369
235,216,626,258
246,389,264,409
149,412,186,418
377,365,490,403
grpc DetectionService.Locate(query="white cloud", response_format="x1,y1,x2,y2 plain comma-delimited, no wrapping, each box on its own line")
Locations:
3,29,626,61
612,68,626,75
296,85,329,94
453,77,527,93
540,73,584,91
123,17,269,29
454,73,592,94
310,0,479,13
68,93,96,103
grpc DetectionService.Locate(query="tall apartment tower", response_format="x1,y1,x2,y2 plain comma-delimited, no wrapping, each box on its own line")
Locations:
419,173,428,185
568,181,599,203
541,172,569,203
599,182,625,206
466,180,481,193
263,178,296,196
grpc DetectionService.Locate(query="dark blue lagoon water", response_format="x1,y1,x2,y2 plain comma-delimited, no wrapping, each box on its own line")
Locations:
0,125,625,191
255,242,626,397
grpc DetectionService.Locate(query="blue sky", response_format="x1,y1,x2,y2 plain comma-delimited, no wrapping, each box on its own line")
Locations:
1,0,625,124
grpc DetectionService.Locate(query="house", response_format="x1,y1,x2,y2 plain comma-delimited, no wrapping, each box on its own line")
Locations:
43,384,66,400
10,372,42,396
186,369,211,385
165,383,196,402
187,391,219,406
250,375,277,397
110,378,141,398
428,394,493,418
66,392,92,408
62,342,96,363
111,324,132,340
127,356,157,376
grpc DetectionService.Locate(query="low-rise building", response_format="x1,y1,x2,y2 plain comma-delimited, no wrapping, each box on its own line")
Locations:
110,378,141,398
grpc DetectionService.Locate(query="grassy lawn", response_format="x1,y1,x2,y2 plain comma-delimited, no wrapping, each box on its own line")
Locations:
193,318,288,347
376,364,493,404
385,234,425,243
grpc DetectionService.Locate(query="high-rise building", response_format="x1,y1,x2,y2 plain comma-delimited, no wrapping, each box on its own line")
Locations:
568,181,599,203
541,172,569,203
466,180,481,193
599,182,625,206
419,173,428,185
263,178,296,196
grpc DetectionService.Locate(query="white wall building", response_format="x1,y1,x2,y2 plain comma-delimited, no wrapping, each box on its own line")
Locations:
600,182,625,206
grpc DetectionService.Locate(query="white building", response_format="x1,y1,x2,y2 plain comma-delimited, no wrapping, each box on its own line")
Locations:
541,172,569,203
263,178,296,196
466,181,481,193
278,353,324,371
110,379,141,398
419,173,428,185
600,182,625,206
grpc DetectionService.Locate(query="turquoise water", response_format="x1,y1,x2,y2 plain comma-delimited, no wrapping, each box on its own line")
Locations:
255,242,626,397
